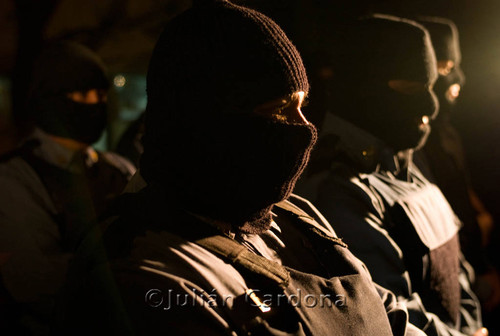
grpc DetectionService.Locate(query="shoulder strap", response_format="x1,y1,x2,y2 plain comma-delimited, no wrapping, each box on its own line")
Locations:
194,235,290,288
0,139,38,163
274,198,347,248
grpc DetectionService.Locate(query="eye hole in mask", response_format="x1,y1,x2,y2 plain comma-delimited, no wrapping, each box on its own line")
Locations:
388,79,432,95
253,91,309,125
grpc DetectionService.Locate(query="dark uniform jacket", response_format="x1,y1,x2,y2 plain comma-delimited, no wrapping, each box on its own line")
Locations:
56,185,425,336
296,114,482,336
0,128,135,335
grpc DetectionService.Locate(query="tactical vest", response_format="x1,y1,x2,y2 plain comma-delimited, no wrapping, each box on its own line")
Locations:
365,166,461,325
191,198,398,335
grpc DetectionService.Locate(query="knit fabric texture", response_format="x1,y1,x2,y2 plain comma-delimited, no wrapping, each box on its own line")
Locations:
143,0,309,146
28,41,109,101
139,0,314,230
416,17,465,89
332,14,437,85
416,17,461,65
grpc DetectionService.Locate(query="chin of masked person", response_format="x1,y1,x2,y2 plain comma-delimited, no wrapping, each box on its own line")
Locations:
142,112,317,234
332,80,438,152
33,95,107,144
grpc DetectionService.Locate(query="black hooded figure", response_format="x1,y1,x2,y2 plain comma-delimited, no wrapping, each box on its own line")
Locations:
412,17,469,191
414,16,500,317
28,41,110,144
0,41,135,335
295,14,484,335
55,2,428,335
140,2,316,233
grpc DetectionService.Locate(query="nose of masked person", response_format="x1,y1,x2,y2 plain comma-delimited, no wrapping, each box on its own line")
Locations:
344,79,438,152
141,91,317,232
433,61,464,117
383,79,439,151
415,17,465,119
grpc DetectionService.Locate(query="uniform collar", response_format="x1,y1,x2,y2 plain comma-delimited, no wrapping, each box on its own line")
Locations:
320,112,402,175
30,128,99,173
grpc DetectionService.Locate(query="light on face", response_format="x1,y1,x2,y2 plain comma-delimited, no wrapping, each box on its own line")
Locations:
67,89,107,104
294,91,308,125
419,115,430,132
447,84,461,101
437,60,455,76
113,74,126,88
253,91,308,124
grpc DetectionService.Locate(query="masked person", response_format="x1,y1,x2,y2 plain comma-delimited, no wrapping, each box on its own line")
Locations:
0,41,135,335
295,14,485,336
412,17,500,314
54,2,429,335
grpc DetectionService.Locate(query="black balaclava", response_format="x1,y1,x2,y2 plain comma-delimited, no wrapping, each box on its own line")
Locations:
28,41,109,144
322,14,438,152
417,17,465,120
141,0,315,233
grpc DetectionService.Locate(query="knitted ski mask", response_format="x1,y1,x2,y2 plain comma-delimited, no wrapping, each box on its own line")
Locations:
417,17,465,119
28,42,109,144
141,0,316,233
323,15,438,152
